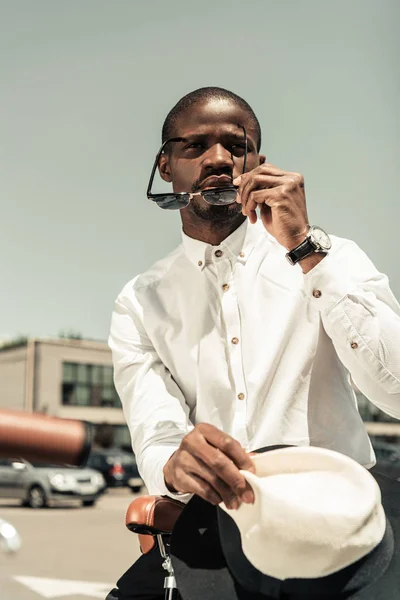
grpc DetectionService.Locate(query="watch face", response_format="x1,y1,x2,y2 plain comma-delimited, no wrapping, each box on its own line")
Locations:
309,226,331,250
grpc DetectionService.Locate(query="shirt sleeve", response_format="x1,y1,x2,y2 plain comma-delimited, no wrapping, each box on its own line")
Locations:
303,237,400,419
108,284,192,501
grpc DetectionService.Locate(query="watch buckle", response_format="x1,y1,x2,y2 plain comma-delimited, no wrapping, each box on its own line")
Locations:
285,253,296,266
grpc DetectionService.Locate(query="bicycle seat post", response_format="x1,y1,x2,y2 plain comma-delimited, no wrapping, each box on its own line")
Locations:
157,533,177,600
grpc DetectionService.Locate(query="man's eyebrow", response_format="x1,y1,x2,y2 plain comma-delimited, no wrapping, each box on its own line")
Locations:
178,133,208,142
179,132,248,143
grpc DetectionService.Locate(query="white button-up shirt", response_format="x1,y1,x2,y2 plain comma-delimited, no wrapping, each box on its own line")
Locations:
109,220,400,497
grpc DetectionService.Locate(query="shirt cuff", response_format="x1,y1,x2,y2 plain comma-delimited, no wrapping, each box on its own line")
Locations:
141,444,193,504
302,251,360,314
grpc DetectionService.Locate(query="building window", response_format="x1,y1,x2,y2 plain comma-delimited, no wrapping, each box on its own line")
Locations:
62,362,121,408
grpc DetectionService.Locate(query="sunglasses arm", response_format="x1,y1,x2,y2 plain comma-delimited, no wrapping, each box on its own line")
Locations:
147,138,184,198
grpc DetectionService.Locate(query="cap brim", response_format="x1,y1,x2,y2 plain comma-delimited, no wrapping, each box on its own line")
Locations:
218,507,395,598
171,469,400,600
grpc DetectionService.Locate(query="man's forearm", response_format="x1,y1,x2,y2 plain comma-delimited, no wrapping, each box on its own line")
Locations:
303,240,400,416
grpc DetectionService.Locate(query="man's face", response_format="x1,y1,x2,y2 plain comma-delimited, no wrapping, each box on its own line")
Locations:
159,98,263,222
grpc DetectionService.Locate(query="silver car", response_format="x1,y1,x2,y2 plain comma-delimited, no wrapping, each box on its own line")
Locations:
0,458,105,508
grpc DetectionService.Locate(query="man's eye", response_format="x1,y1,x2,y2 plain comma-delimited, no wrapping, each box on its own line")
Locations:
185,143,204,150
231,143,247,155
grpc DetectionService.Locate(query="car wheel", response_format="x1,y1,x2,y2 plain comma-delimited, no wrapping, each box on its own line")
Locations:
82,499,96,507
26,485,47,509
130,486,142,494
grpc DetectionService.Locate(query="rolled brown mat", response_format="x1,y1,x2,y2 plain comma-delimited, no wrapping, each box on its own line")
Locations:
0,409,93,466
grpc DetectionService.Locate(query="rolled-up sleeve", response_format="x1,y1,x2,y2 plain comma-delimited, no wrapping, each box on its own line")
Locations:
304,238,400,418
108,284,191,498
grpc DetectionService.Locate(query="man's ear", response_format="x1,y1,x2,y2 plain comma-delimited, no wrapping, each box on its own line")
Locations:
259,154,266,166
158,154,172,183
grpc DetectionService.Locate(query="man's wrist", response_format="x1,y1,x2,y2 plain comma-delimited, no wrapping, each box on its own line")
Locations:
286,226,331,269
163,452,179,493
299,252,327,274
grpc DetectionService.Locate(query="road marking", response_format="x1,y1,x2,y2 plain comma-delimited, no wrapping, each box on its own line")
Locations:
14,575,113,598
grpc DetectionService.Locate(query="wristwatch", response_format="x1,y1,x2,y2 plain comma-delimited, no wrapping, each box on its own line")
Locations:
286,226,331,266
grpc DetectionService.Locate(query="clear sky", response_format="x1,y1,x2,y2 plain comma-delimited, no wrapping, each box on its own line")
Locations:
1,0,399,342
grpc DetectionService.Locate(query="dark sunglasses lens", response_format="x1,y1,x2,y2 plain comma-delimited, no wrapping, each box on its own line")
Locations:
202,187,238,205
154,194,190,210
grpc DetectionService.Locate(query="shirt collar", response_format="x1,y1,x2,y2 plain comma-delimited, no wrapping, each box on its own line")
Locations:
181,219,267,271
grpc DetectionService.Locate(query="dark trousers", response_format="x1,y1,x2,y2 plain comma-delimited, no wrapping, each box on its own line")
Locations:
105,543,182,600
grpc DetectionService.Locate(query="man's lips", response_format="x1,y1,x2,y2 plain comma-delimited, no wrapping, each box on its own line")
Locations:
199,175,233,190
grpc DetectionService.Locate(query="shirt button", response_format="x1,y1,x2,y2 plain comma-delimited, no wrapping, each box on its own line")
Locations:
215,250,223,258
222,284,230,292
350,342,358,349
231,337,239,345
198,260,203,267
312,289,322,298
237,393,245,400
239,252,245,258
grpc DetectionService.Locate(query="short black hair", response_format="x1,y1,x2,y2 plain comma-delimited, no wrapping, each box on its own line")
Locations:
162,86,262,151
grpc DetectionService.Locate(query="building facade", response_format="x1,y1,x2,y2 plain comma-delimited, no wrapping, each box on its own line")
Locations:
0,337,131,449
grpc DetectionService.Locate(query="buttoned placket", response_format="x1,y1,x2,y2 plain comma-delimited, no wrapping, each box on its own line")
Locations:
213,245,249,448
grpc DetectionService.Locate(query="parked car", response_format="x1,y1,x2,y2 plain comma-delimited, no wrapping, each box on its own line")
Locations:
86,448,144,493
371,441,400,480
0,458,105,508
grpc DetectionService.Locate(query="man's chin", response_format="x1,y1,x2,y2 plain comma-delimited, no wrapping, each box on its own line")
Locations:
188,200,243,223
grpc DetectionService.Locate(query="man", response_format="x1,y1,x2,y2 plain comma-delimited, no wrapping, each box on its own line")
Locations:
107,87,400,600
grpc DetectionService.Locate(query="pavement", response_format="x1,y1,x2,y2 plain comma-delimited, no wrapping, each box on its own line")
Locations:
0,488,143,599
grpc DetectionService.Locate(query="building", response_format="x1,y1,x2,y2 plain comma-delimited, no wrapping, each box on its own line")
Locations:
0,337,131,450
1,337,399,448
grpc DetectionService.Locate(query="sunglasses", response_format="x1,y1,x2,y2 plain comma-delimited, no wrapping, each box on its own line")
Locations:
147,125,248,211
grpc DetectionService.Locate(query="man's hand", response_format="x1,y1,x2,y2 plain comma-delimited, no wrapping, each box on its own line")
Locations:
163,423,255,509
233,163,309,252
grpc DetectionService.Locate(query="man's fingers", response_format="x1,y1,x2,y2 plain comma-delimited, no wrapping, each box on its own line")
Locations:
240,175,283,211
184,437,247,496
184,425,255,501
192,458,242,509
248,209,258,224
170,448,241,508
258,162,286,176
176,470,222,505
233,163,284,187
197,424,254,471
168,425,256,505
242,188,283,217
192,450,254,506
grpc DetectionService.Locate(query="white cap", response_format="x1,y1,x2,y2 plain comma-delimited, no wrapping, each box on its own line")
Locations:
221,446,386,580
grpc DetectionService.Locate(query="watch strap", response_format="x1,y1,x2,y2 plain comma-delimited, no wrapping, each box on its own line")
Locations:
286,238,315,265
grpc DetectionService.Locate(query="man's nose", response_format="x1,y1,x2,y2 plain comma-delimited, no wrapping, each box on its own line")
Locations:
202,144,233,171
